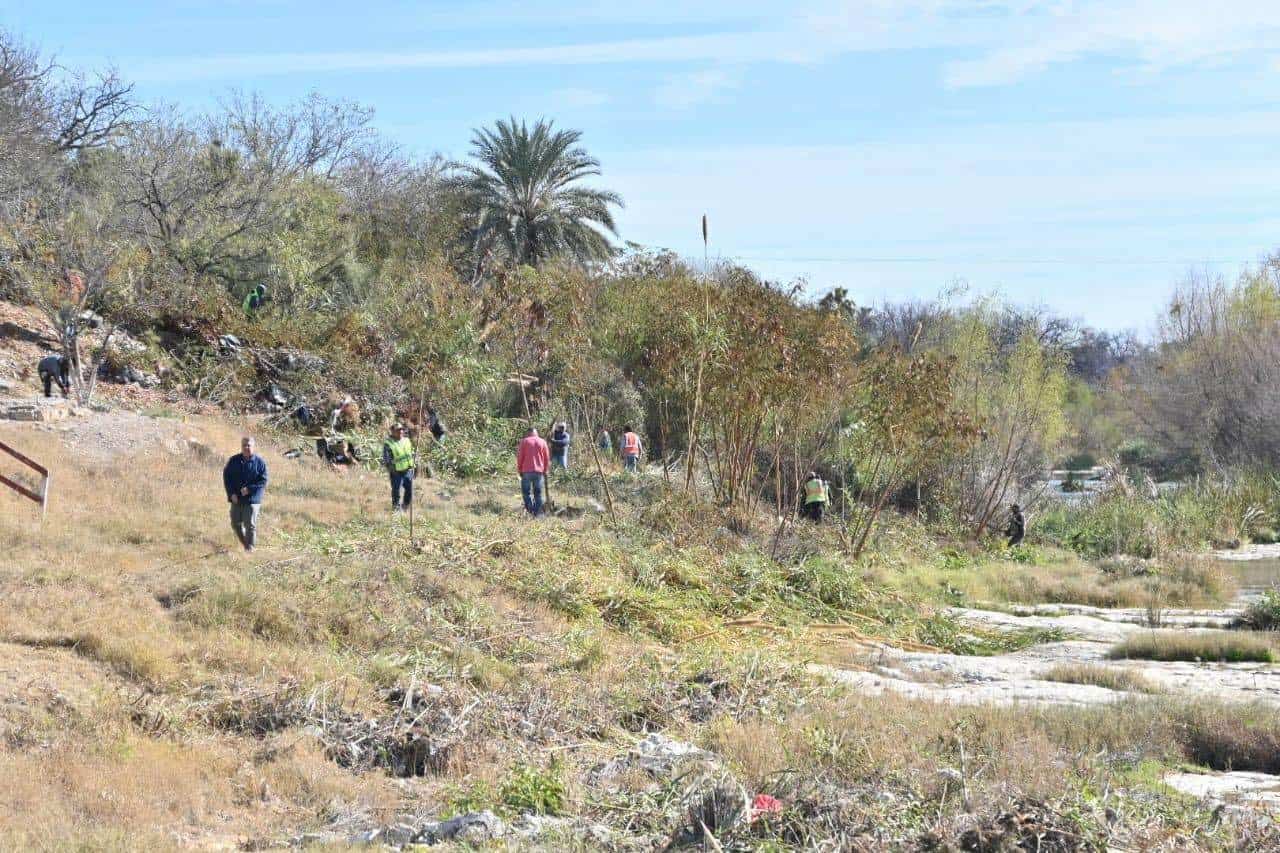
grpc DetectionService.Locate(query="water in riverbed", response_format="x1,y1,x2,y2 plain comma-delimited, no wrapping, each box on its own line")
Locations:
1219,556,1280,602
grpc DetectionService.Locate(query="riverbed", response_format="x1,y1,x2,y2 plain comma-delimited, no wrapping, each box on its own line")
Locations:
826,552,1280,805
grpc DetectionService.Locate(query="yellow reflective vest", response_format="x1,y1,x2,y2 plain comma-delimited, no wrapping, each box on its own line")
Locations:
804,477,828,504
385,437,415,473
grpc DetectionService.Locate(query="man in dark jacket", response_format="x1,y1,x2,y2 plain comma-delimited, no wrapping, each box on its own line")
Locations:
550,422,571,470
426,407,446,443
38,353,70,398
1006,503,1026,547
223,436,269,551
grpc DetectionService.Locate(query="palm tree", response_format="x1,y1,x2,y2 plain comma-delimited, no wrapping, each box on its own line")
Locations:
457,117,622,273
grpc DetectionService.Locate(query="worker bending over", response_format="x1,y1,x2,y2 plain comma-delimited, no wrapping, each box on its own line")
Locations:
1006,504,1026,547
802,471,829,522
38,353,70,398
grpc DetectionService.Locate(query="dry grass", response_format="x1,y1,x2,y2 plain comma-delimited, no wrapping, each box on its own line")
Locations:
1108,631,1277,664
893,550,1235,610
1041,662,1162,694
0,413,1273,848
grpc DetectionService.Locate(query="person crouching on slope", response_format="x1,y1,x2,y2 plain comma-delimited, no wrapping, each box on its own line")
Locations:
517,426,550,517
38,353,70,398
382,423,416,512
224,436,269,552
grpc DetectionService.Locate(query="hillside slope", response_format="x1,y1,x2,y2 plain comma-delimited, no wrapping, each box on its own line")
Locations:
0,298,1277,851
2,400,1280,851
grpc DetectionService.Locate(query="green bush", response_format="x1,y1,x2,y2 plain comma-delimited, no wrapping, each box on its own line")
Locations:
1006,544,1043,565
428,418,523,478
1060,452,1098,469
1237,589,1280,631
938,547,976,572
1036,471,1280,559
442,780,498,818
499,761,566,815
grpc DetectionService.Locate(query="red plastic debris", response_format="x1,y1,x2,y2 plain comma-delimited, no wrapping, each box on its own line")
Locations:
751,793,784,820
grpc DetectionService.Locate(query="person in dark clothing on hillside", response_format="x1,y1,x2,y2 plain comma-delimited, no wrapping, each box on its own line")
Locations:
426,407,447,443
223,436,269,552
550,422,571,470
38,353,70,398
1006,503,1026,547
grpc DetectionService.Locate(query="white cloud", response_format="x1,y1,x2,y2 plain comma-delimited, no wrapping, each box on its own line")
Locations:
551,87,611,108
652,68,741,110
118,1,1280,93
121,3,981,82
943,1,1280,87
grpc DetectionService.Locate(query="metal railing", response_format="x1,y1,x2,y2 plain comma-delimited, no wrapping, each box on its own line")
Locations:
0,440,49,520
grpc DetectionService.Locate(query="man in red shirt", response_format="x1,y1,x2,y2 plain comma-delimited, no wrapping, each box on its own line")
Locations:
516,426,551,516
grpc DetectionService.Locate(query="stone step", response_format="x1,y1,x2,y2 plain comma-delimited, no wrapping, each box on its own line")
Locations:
0,398,71,422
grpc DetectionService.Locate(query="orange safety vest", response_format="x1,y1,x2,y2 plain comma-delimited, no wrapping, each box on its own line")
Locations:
622,432,640,455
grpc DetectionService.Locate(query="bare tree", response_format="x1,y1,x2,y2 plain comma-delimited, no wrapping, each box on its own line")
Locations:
52,68,138,153
119,93,374,289
0,30,56,197
1128,263,1280,470
0,181,137,405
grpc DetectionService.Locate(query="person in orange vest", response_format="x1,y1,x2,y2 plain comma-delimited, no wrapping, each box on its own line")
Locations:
620,426,643,473
516,426,551,516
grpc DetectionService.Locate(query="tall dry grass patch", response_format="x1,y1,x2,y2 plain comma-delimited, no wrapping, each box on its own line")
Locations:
1109,630,1277,664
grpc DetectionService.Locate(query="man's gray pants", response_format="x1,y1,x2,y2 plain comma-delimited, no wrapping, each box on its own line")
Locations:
230,502,261,549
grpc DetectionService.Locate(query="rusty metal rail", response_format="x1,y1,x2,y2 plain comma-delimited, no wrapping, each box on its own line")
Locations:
0,439,49,520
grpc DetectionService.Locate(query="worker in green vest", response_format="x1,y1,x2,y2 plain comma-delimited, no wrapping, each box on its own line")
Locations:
381,423,416,511
242,283,268,316
802,471,829,522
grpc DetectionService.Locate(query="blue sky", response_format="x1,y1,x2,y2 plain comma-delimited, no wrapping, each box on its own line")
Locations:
5,1,1280,331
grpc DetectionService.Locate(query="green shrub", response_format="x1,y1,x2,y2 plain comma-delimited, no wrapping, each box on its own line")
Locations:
1237,588,1280,631
938,547,976,572
1006,544,1044,565
1036,471,1280,559
442,780,498,818
427,420,520,478
499,761,566,815
1060,452,1098,470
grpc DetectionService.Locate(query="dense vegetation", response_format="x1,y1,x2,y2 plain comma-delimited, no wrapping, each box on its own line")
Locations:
3,25,1280,555
7,25,1280,851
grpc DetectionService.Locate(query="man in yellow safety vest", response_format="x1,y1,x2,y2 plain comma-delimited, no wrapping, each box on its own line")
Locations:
802,471,829,522
382,423,416,511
